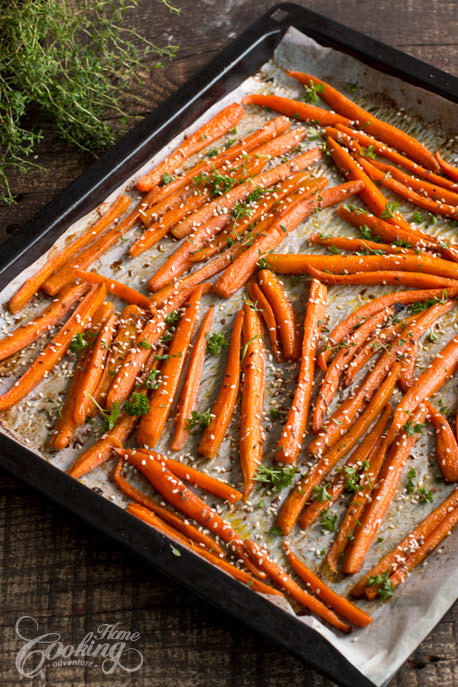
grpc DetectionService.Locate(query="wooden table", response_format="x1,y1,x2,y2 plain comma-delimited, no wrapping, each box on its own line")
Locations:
1,2,457,685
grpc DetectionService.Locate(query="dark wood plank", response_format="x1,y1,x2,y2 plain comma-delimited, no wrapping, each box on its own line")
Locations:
1,1,457,685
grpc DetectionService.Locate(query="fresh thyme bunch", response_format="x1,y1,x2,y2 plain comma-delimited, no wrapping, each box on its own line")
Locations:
0,0,179,204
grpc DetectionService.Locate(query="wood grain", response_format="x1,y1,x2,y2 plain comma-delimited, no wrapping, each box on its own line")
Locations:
1,1,457,685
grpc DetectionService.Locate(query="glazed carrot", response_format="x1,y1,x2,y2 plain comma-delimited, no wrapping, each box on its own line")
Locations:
334,124,458,191
136,103,245,192
171,307,214,450
344,405,428,574
137,115,291,210
121,447,264,577
114,459,225,554
9,195,130,313
137,286,203,447
275,279,327,464
308,232,414,255
241,93,350,126
302,265,458,290
73,312,118,424
74,270,151,309
288,71,439,171
244,540,350,633
387,332,458,444
368,158,458,206
198,309,244,459
301,404,391,530
317,287,458,370
0,284,106,411
312,309,390,433
0,282,88,363
435,151,458,183
170,128,309,240
215,180,366,300
239,305,265,500
352,486,458,598
282,544,372,627
257,270,300,361
427,402,458,483
247,280,282,361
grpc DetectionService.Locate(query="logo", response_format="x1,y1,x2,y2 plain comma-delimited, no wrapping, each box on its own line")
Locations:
15,616,143,678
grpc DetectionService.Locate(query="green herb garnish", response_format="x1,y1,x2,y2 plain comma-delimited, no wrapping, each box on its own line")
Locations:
206,331,229,356
123,392,150,417
254,464,297,491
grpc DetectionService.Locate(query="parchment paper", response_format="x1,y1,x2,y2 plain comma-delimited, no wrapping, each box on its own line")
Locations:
1,26,457,686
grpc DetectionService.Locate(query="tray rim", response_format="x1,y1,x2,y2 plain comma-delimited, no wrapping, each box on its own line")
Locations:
1,4,457,686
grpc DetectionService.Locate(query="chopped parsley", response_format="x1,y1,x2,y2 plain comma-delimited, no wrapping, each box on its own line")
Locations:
145,369,162,390
303,80,325,103
185,409,214,432
206,331,229,356
254,464,297,491
312,483,332,503
138,338,152,350
70,332,89,353
320,510,338,532
360,145,377,159
381,201,400,219
406,468,416,495
161,173,174,185
404,422,424,436
85,393,121,431
123,392,150,417
366,571,395,600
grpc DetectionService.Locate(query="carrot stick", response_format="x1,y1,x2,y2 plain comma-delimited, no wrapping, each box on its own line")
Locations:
214,179,366,300
343,405,428,574
301,404,391,531
368,158,458,206
148,149,322,293
171,307,214,450
247,280,282,361
435,151,458,183
275,279,327,464
241,94,350,126
282,543,372,627
308,232,414,255
120,447,265,577
113,459,225,554
317,287,458,371
137,286,203,448
312,309,390,433
239,305,265,500
288,71,439,172
9,195,130,313
0,282,88,363
74,270,151,309
136,103,245,192
137,115,291,210
198,309,244,459
257,269,300,361
0,284,106,411
243,540,350,633
302,265,458,290
334,124,458,191
427,402,458,483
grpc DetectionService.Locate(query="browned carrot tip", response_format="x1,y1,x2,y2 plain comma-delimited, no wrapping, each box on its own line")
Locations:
258,269,300,361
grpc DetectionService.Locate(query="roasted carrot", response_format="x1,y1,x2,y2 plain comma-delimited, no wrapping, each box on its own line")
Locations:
214,180,366,300
242,93,350,126
244,540,350,633
317,287,458,370
308,232,414,256
198,309,244,459
275,279,327,464
148,149,322,292
171,307,214,450
343,405,428,574
435,151,458,183
427,402,458,483
0,282,88,363
334,124,458,191
137,286,203,447
368,158,458,206
302,265,458,290
9,195,130,313
120,447,265,577
74,270,151,309
136,103,245,192
257,270,300,361
282,544,372,627
313,309,391,432
0,284,106,411
288,71,439,171
301,404,391,531
239,305,265,500
247,280,282,361
114,459,225,554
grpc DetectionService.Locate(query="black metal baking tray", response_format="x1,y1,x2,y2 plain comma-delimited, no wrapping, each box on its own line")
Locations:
1,4,457,686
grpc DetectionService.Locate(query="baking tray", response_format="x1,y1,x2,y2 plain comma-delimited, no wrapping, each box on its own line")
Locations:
1,4,458,686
